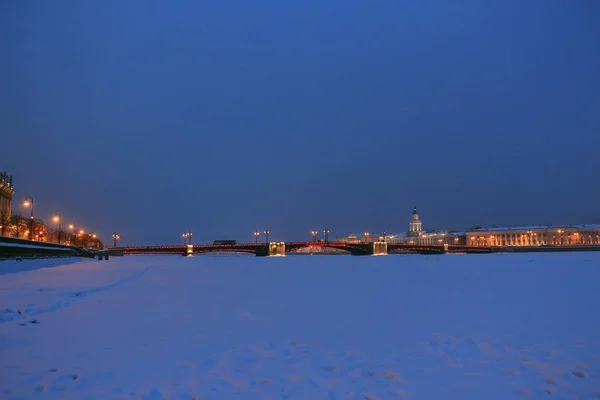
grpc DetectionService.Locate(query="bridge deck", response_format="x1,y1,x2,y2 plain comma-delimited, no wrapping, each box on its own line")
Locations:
122,242,493,255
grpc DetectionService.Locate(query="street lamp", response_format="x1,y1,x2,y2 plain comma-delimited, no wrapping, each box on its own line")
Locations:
23,196,34,240
254,231,260,244
311,230,318,242
363,232,370,243
188,231,192,245
113,232,120,247
53,213,62,244
323,228,330,243
68,224,75,245
182,232,188,245
264,229,270,244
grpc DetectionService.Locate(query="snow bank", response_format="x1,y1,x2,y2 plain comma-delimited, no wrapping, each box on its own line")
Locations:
1,253,599,399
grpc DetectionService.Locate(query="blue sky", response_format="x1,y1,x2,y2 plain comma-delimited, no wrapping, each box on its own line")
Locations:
2,0,599,245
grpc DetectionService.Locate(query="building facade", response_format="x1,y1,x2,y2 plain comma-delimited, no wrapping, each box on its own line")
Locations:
408,206,422,237
337,207,465,245
467,225,600,247
387,206,465,245
0,172,15,224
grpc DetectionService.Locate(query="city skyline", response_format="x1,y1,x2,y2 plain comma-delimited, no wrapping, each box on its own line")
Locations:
2,1,599,245
3,178,600,246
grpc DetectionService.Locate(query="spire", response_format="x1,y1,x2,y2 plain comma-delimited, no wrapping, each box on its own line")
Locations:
413,205,418,215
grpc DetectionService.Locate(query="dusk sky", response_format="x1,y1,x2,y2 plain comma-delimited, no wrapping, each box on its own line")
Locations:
2,1,599,245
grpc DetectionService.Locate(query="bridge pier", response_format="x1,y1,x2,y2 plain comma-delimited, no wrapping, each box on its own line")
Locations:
369,242,388,255
269,242,285,256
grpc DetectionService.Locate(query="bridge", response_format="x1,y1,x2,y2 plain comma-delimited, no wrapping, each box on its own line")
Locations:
122,242,494,256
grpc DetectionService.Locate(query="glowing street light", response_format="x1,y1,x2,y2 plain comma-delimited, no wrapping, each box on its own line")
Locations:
182,232,192,245
53,213,62,244
254,231,260,244
23,196,34,240
323,228,330,243
311,230,318,242
68,224,75,245
113,232,120,247
264,229,270,244
363,232,370,243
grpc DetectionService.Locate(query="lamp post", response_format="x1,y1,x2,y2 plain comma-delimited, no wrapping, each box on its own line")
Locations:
188,231,192,245
254,231,260,244
323,228,330,243
264,229,270,244
53,213,62,244
23,196,34,240
112,232,120,247
363,232,370,243
69,224,75,245
311,230,318,242
182,233,188,245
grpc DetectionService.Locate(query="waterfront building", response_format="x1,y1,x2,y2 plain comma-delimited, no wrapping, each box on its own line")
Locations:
467,225,600,247
408,206,422,237
337,207,466,245
0,172,15,227
388,206,465,245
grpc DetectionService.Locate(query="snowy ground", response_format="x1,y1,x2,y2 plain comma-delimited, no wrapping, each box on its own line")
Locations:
1,253,599,399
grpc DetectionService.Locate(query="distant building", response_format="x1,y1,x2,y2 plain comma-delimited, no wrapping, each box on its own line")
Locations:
408,206,422,237
467,225,600,247
388,206,465,245
0,172,15,223
337,207,466,245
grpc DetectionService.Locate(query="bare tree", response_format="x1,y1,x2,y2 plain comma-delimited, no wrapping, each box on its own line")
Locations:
11,214,29,238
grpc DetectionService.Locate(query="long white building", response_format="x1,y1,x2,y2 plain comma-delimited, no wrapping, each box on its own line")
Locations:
467,225,600,247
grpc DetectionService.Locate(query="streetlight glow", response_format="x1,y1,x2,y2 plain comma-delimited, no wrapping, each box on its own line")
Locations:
112,232,120,247
53,213,62,244
23,196,34,240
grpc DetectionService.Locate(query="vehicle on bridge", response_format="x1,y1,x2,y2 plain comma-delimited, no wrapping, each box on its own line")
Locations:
213,240,237,245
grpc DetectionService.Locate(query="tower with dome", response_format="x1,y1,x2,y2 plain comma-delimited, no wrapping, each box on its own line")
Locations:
408,206,422,237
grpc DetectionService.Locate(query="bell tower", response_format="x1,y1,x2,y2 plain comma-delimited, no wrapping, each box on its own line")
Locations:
408,206,422,237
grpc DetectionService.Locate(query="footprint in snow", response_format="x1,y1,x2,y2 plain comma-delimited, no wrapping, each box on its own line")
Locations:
572,370,587,378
